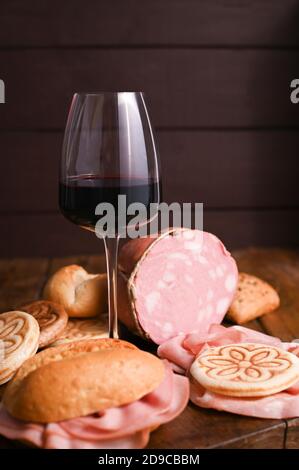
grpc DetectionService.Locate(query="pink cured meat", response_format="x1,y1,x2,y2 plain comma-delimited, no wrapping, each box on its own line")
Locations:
0,361,189,449
158,324,299,419
118,229,238,344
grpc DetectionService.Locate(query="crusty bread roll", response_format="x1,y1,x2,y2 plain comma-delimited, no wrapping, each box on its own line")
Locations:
3,339,164,423
227,272,280,324
43,265,107,318
6,337,137,386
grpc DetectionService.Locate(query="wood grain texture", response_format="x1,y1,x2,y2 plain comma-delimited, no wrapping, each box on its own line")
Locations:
1,49,299,129
234,248,299,341
2,209,299,257
1,1,299,47
2,213,103,258
0,258,49,311
285,418,299,448
47,255,107,277
0,1,298,260
148,405,285,449
1,130,299,213
216,424,285,449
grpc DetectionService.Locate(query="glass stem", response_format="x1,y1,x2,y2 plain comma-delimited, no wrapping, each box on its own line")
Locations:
103,235,120,339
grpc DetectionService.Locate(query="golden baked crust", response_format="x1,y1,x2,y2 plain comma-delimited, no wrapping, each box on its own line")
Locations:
20,301,68,348
43,265,107,318
5,338,137,386
227,272,280,324
0,311,40,385
3,343,164,423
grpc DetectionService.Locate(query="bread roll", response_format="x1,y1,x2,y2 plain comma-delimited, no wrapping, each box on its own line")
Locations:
43,265,107,318
3,340,165,423
227,272,280,324
49,317,108,347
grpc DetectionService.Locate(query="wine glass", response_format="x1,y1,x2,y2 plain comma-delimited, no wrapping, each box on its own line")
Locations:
59,92,161,338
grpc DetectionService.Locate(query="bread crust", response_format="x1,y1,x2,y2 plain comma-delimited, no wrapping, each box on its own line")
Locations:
3,339,165,423
227,272,280,324
43,265,107,318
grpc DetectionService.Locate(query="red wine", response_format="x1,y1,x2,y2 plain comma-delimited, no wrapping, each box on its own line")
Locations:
59,175,161,231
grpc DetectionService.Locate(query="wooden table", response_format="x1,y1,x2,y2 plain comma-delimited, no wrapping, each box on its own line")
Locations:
1,248,299,449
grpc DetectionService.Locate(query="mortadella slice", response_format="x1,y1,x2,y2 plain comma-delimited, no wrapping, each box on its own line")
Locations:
118,229,238,344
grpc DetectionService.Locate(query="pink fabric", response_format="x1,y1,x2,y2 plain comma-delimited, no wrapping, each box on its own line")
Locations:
158,324,299,419
0,361,189,449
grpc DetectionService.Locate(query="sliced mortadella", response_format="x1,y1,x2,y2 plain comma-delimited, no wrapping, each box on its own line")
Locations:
118,229,238,344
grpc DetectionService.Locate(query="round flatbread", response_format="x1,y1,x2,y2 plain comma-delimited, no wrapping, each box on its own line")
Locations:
0,311,40,385
49,316,108,347
20,301,68,348
190,343,299,397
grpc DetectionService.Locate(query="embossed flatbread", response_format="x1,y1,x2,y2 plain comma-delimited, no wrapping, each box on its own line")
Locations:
20,301,68,348
0,311,40,385
49,316,108,347
190,343,299,397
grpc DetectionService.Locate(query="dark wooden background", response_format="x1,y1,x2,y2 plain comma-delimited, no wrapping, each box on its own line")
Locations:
1,0,299,257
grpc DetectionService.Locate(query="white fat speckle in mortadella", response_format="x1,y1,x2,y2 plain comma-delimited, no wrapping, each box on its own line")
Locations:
225,274,237,292
118,229,238,344
216,297,231,315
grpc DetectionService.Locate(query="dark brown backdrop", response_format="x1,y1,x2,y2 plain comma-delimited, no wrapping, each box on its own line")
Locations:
1,0,299,257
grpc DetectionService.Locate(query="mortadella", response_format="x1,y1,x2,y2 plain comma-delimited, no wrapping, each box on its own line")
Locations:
118,229,238,344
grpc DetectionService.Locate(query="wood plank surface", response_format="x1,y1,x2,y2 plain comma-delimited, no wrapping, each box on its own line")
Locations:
1,130,299,213
0,258,49,311
285,418,299,448
1,49,299,129
1,1,299,47
148,405,285,449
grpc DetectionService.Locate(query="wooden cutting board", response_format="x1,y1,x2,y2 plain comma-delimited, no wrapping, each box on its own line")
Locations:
0,248,299,449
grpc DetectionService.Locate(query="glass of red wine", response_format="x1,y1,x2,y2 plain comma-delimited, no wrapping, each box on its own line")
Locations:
59,92,161,338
